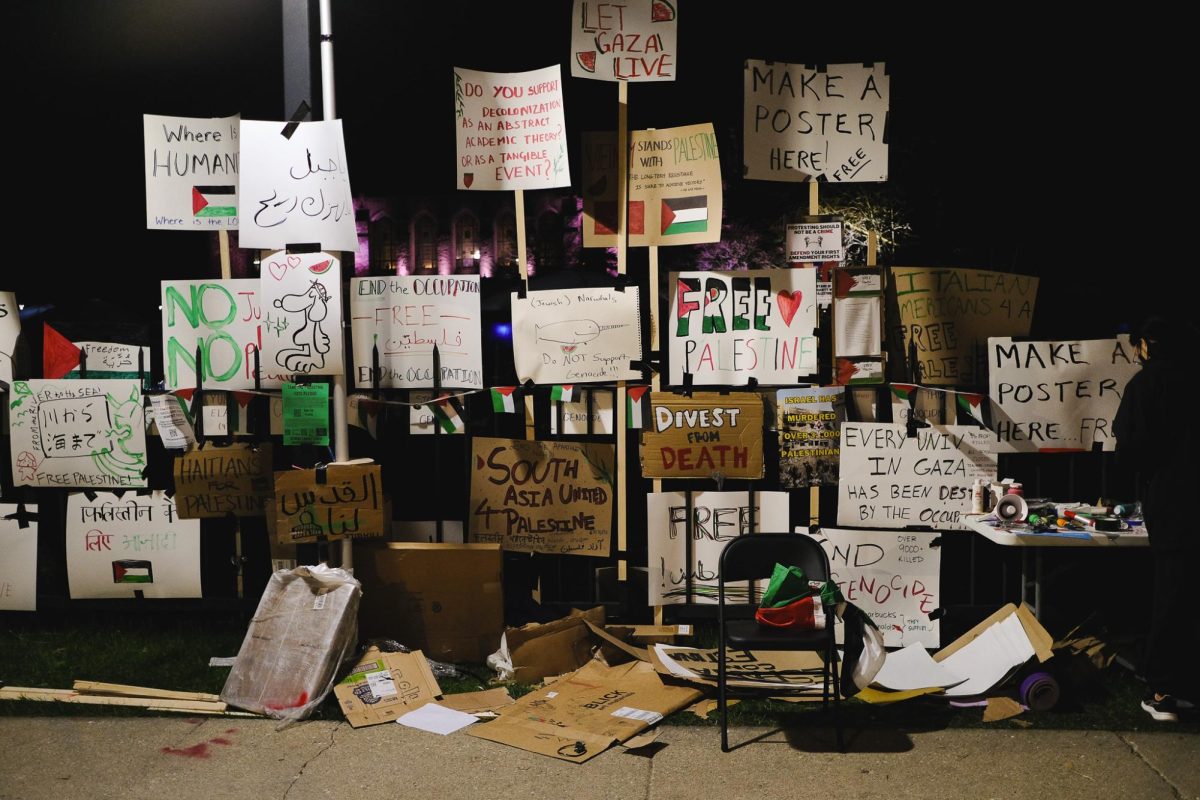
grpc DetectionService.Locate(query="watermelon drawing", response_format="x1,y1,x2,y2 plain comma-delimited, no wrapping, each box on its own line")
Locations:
651,0,675,22
576,51,597,73
308,259,333,274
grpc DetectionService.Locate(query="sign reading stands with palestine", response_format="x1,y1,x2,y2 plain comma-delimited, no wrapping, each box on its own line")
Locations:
469,437,614,557
641,392,763,479
570,0,677,82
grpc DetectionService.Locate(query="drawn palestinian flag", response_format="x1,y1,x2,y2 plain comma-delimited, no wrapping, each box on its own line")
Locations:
660,196,708,235
428,395,464,434
112,560,153,584
957,391,988,427
192,185,236,217
491,386,517,414
550,384,575,403
627,385,649,429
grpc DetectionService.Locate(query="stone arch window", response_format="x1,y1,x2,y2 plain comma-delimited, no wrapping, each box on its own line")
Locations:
494,207,517,273
534,210,564,273
411,211,437,274
453,209,481,273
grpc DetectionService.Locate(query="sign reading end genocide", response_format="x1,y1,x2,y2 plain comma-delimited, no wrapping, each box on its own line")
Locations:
641,392,764,479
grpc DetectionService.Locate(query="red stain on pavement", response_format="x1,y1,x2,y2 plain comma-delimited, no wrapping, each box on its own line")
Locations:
209,737,233,746
161,743,210,759
224,728,238,734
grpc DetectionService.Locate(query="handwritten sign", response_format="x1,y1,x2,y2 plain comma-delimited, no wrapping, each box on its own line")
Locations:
143,114,239,230
173,444,273,519
890,385,948,426
647,491,789,605
838,423,996,530
777,387,844,487
890,267,1038,387
238,119,356,252
810,528,941,647
511,287,642,384
669,270,817,385
641,392,763,479
65,491,200,599
0,505,38,611
9,380,147,489
469,437,614,557
787,218,844,263
454,65,569,191
744,61,889,183
570,0,677,82
0,291,19,387
274,463,384,544
281,382,329,445
260,251,343,376
69,342,150,379
550,390,614,435
989,336,1139,453
350,276,482,389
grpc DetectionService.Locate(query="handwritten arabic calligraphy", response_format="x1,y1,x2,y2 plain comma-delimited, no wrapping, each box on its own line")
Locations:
274,464,384,544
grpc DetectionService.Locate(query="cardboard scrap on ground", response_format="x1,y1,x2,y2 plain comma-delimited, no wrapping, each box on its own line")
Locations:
983,696,1026,722
1054,625,1119,670
650,644,827,691
437,688,514,716
333,647,442,728
504,607,606,683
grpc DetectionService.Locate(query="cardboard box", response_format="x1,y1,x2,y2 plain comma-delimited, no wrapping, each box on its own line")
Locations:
333,647,442,728
506,607,606,683
355,542,503,664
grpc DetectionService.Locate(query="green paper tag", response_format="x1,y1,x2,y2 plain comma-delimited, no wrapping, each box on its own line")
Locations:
282,382,331,446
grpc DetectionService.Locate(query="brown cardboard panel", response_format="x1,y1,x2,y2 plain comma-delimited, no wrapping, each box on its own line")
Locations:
640,392,763,479
274,464,383,544
174,443,273,519
506,607,606,683
334,648,442,728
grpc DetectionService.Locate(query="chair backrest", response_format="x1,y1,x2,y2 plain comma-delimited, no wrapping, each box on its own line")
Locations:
719,533,830,586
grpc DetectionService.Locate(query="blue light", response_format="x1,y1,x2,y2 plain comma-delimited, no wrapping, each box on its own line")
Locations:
493,323,512,339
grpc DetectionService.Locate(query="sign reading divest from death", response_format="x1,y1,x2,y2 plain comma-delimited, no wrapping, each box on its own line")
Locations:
144,114,239,230
350,276,483,389
777,387,844,487
744,61,889,182
173,444,273,519
669,270,817,385
511,287,642,384
570,0,677,82
454,65,569,191
838,423,996,530
470,437,614,557
274,464,384,543
890,267,1038,387
988,336,1139,452
641,392,763,479
809,528,941,648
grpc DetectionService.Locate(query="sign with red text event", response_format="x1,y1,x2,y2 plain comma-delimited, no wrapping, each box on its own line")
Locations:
454,65,569,191
260,251,344,377
571,0,677,82
641,392,763,479
668,270,817,385
143,114,239,230
744,61,888,182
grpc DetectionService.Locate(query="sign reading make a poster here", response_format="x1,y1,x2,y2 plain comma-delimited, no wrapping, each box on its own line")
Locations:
641,392,764,479
144,114,239,230
570,0,677,82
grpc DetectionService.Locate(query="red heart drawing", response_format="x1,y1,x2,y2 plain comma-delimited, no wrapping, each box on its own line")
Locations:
267,260,289,281
287,255,301,269
464,173,474,188
776,290,804,326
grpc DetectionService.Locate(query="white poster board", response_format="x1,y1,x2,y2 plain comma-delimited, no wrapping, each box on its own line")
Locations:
143,114,239,230
550,390,615,435
65,491,201,599
989,336,1139,452
0,291,19,387
238,119,357,252
787,220,844,263
837,423,996,530
0,505,38,611
69,342,151,379
454,65,570,191
744,61,889,183
259,251,344,376
647,491,789,605
511,287,642,384
350,276,483,389
570,0,677,82
9,379,148,489
669,270,817,384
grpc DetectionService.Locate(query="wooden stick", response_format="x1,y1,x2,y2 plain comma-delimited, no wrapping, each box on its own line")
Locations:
615,81,630,583
515,189,528,282
868,230,878,267
72,680,221,703
1,688,232,713
808,180,819,216
808,180,820,527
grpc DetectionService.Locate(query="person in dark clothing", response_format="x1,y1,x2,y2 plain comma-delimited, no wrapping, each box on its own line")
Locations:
1113,317,1200,721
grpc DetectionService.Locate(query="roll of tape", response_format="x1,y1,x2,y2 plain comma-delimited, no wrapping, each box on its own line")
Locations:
1020,671,1060,711
996,495,1028,522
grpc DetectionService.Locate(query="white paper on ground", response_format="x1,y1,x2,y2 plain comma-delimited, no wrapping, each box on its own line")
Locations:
611,706,663,725
940,613,1034,697
396,703,479,735
871,643,965,691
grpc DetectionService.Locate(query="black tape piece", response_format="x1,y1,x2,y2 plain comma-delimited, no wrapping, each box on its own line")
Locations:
862,62,874,69
0,379,8,393
194,185,235,195
4,503,39,530
808,523,821,536
1091,441,1105,454
929,536,943,548
134,589,145,600
815,173,829,183
516,283,528,300
319,33,333,42
315,464,328,485
84,490,99,503
164,489,175,500
613,274,629,292
680,372,693,397
135,488,154,497
928,607,946,621
881,110,890,146
111,490,126,500
281,100,311,139
746,377,759,389
286,243,322,254
522,378,535,390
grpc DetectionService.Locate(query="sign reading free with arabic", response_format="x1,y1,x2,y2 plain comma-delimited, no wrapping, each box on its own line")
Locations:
274,463,384,544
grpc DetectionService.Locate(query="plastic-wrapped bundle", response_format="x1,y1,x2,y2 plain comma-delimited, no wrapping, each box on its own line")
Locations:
222,565,361,723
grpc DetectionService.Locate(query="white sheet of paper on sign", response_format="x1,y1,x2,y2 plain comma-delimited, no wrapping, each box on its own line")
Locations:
0,505,39,611
0,291,20,387
68,343,151,379
143,114,240,230
511,288,642,384
834,296,881,357
569,0,677,82
259,251,344,376
871,643,965,692
238,119,357,253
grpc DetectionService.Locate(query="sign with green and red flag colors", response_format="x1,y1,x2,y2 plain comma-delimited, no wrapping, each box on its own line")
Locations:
143,114,239,230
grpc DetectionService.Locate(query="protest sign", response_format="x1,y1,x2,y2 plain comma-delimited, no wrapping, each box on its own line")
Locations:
550,390,615,435
787,217,844,263
641,392,764,479
260,251,343,376
777,386,844,487
68,342,150,380
274,463,384,543
833,267,883,385
511,287,642,384
173,444,273,519
281,382,330,445
570,0,677,82
0,505,38,611
0,291,19,387
890,384,949,426
144,114,239,230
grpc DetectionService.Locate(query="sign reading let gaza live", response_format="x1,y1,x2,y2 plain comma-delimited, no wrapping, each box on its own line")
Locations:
641,393,764,479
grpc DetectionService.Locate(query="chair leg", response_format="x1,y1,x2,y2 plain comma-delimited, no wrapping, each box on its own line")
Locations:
821,653,830,711
831,644,845,752
719,644,729,752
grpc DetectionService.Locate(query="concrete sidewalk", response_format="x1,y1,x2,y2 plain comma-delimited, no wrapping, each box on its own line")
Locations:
0,717,1196,800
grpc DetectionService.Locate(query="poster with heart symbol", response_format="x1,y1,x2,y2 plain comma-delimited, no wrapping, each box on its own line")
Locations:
260,251,344,376
668,269,818,385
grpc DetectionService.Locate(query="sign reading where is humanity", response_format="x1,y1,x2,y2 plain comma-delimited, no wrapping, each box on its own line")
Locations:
647,491,789,605
988,335,1139,452
744,61,889,182
669,270,817,385
889,267,1038,387
9,380,147,489
0,505,38,611
173,444,273,519
454,65,569,191
470,437,614,557
570,0,677,82
777,386,844,487
838,423,996,531
641,392,764,479
350,275,483,389
260,251,343,376
511,287,642,384
238,119,357,253
143,114,239,230
274,463,384,544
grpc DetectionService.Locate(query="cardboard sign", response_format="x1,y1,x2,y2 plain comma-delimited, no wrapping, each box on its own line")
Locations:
0,291,21,388
837,423,997,530
469,437,614,557
777,386,844,487
650,644,825,690
9,379,147,489
810,528,941,648
238,119,357,253
669,269,817,384
173,444,273,519
988,335,1139,452
65,491,201,599
143,114,239,230
511,287,642,384
0,505,38,611
350,276,483,389
260,251,343,377
333,647,442,728
646,491,789,605
890,267,1039,387
744,61,889,183
890,384,949,426
787,218,844,262
274,463,384,543
454,65,569,191
69,342,150,379
640,392,764,479
570,0,677,82
281,382,330,445
550,390,614,435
